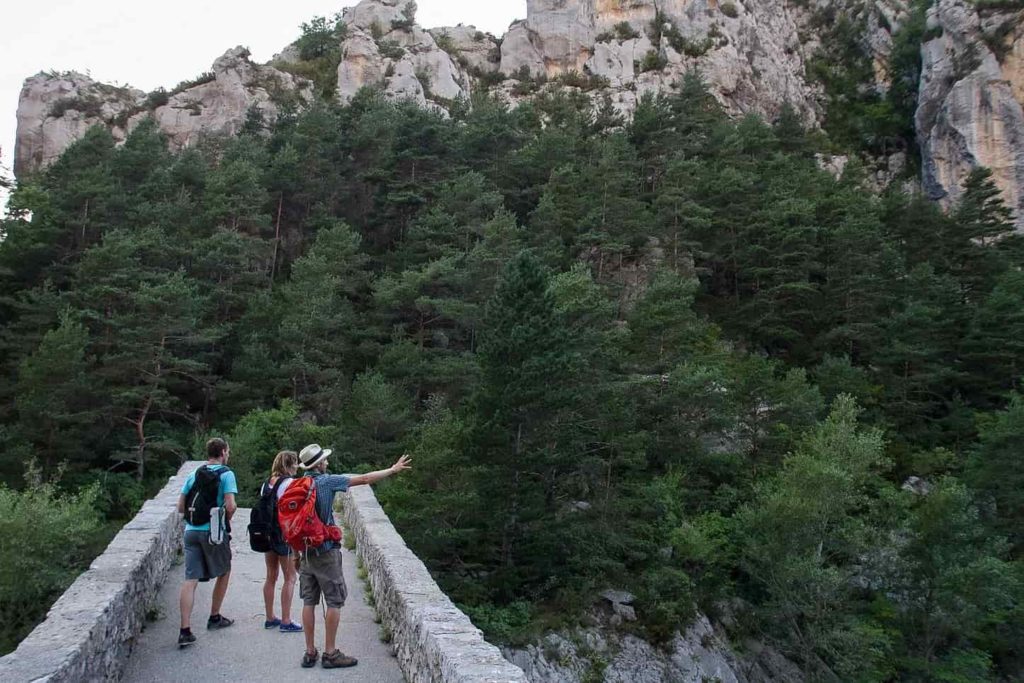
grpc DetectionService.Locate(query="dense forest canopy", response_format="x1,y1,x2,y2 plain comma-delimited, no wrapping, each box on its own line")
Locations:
1,71,1023,680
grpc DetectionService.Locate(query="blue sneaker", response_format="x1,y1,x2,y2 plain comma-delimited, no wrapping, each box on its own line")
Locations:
280,622,303,633
264,618,281,629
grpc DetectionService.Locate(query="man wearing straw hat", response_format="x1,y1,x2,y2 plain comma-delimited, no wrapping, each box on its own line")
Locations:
295,443,411,669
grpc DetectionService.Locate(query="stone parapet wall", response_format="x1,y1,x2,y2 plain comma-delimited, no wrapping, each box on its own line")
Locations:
342,485,527,683
0,461,201,682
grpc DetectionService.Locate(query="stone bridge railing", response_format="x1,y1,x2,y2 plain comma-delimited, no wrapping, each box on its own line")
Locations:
0,461,201,683
342,485,527,683
0,462,527,682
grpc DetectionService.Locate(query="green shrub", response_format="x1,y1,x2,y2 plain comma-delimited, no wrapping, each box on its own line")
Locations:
377,39,406,60
556,70,611,91
635,566,696,644
296,14,347,61
462,600,535,645
48,95,104,119
434,31,457,54
168,72,216,97
228,401,334,505
614,21,641,41
595,31,615,43
0,476,109,654
391,1,417,31
471,67,505,88
640,49,668,73
720,1,739,18
145,87,169,109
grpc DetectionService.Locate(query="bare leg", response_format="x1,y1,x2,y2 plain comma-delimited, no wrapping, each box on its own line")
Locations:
263,553,280,621
325,607,340,653
280,555,297,624
179,579,198,629
303,604,316,654
210,570,231,617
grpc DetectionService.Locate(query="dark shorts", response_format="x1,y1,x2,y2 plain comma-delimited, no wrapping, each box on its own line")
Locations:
271,541,292,557
299,548,347,608
184,530,231,582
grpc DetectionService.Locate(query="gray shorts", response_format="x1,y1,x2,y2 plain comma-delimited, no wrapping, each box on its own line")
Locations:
299,548,347,608
184,530,231,582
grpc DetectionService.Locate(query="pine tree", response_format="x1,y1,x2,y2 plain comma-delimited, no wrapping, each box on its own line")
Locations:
13,312,98,469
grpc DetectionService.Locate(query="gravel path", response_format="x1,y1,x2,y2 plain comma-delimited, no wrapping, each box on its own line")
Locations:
123,510,405,682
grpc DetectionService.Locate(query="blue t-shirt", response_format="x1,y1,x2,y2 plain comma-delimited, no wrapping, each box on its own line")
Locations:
181,464,238,532
309,473,351,551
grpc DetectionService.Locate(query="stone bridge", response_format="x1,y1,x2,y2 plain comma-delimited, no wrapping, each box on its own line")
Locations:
0,463,527,682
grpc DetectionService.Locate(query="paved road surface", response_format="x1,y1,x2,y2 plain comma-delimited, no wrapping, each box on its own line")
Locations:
123,510,405,682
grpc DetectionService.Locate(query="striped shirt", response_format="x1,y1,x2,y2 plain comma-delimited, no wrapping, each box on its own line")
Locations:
307,472,351,551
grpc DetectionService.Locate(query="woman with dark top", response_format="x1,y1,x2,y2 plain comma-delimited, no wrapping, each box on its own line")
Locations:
261,450,302,632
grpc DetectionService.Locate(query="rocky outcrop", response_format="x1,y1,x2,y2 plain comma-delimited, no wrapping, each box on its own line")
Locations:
505,611,804,683
14,0,1024,227
430,26,502,75
917,0,1024,225
15,47,312,176
14,73,143,176
145,46,312,150
499,0,821,124
335,0,473,108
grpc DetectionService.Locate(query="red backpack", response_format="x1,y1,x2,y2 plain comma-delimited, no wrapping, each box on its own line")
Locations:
277,476,342,552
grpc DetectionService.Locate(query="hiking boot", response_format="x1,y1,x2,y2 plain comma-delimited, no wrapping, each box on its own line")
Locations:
206,614,234,630
301,648,319,668
321,650,358,668
177,631,196,649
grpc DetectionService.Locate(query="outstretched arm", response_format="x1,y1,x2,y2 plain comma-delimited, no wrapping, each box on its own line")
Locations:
348,454,412,487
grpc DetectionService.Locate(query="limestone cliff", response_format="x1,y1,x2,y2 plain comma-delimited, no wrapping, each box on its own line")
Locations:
496,0,819,123
15,47,311,176
13,0,1024,228
916,0,1024,222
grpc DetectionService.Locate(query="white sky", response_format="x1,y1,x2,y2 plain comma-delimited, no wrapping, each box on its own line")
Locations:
0,0,525,207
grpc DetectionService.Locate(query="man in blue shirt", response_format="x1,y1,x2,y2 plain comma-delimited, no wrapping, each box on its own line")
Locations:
296,443,411,669
175,437,238,648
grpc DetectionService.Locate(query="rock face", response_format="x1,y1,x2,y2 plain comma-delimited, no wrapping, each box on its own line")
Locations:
13,0,1024,229
15,47,312,176
916,0,1024,225
505,612,804,683
335,0,473,109
14,74,144,176
499,0,820,124
145,46,312,150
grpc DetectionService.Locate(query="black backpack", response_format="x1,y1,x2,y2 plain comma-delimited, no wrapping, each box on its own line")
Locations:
184,465,228,527
248,478,286,553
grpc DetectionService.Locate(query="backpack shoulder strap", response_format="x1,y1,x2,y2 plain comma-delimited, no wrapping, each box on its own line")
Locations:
270,477,287,496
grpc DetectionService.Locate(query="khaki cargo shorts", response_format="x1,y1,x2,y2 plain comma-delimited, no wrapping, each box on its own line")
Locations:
299,547,347,608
